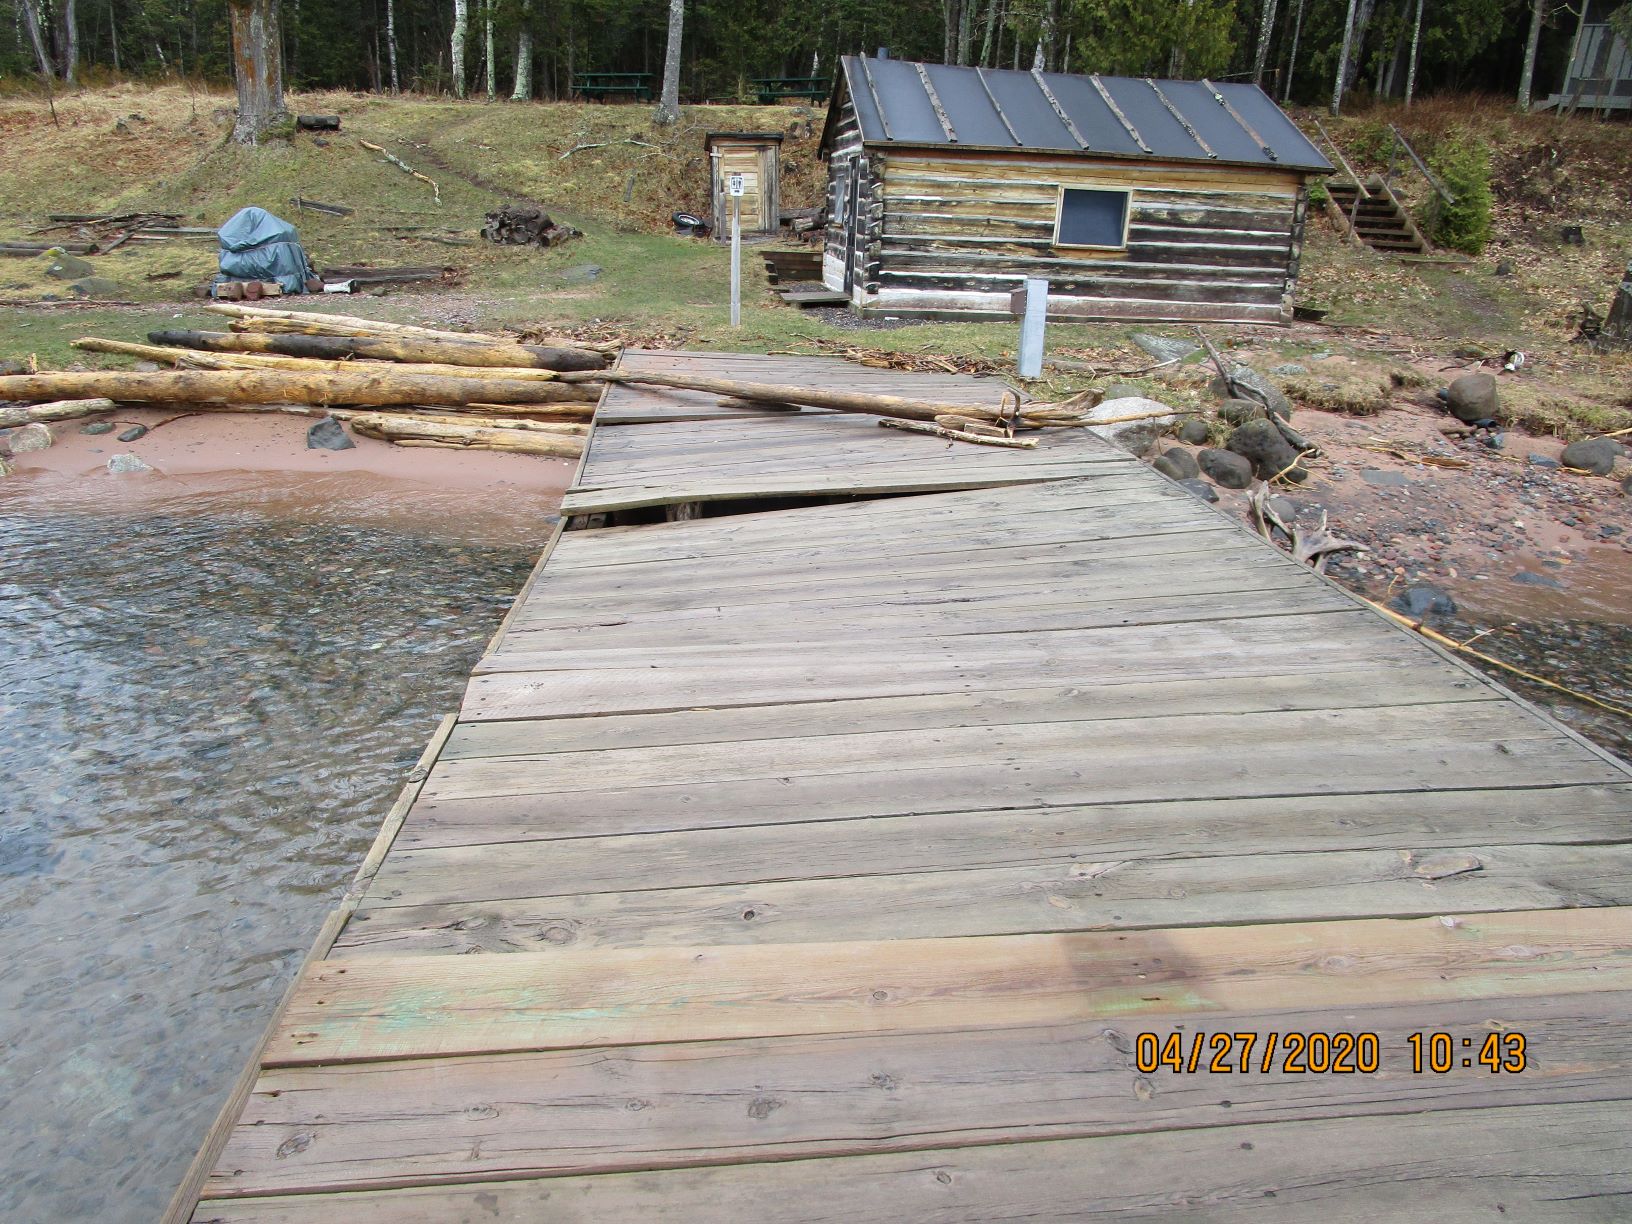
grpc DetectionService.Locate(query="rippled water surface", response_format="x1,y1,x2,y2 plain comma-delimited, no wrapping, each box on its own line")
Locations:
0,472,550,1223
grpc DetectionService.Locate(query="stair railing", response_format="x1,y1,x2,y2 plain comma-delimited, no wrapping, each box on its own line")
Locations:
1310,118,1371,240
1383,124,1456,206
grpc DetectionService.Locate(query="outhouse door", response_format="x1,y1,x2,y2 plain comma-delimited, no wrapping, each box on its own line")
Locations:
717,146,768,231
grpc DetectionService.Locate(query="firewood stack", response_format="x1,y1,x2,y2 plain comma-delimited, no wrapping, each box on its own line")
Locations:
481,207,581,248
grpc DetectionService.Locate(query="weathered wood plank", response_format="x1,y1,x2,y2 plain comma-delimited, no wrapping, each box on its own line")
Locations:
207,988,1632,1197
342,840,1632,955
188,1100,1632,1223
438,669,1499,761
277,909,1632,1064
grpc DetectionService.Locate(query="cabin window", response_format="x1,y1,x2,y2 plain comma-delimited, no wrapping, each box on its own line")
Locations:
1053,187,1130,250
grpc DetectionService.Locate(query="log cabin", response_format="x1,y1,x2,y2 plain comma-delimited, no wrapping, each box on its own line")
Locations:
818,56,1334,324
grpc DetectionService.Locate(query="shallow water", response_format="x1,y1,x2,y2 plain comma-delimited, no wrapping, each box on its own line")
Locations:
0,472,551,1223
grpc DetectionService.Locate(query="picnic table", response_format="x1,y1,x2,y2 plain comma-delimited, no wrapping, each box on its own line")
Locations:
752,76,829,104
572,72,654,101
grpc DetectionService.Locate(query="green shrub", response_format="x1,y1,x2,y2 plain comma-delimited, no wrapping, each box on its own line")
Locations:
1425,132,1494,254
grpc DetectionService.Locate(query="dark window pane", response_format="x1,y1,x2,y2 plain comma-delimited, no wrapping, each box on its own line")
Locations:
1056,188,1128,247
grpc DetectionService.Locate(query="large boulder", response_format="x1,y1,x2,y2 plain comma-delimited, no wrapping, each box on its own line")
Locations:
45,251,96,279
1157,447,1200,480
1197,447,1253,489
1084,396,1178,455
1227,418,1308,483
1210,365,1293,421
1218,398,1267,427
1560,436,1621,476
1445,372,1499,423
1131,334,1200,364
1177,419,1210,445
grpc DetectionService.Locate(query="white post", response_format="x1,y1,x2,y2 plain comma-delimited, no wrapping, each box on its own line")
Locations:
1017,276,1048,379
730,194,742,328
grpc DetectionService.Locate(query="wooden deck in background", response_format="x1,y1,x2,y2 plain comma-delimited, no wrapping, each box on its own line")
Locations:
177,351,1632,1222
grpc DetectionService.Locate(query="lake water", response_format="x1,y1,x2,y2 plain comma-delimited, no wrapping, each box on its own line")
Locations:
0,471,551,1223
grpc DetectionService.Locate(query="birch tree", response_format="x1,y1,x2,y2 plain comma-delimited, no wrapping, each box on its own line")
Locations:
654,0,683,125
511,0,532,99
19,0,53,77
1252,0,1278,84
227,0,287,144
56,0,76,83
451,0,467,97
1282,0,1306,101
483,0,495,98
1517,0,1544,110
1331,0,1358,114
1404,0,1424,106
386,0,399,92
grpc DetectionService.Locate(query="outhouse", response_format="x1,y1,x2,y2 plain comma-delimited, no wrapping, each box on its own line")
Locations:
705,131,784,238
818,57,1334,323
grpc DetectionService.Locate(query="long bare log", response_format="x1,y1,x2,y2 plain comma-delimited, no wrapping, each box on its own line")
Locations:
152,328,607,372
202,303,619,354
347,412,583,458
575,368,1099,427
0,397,116,427
0,369,597,409
72,337,582,388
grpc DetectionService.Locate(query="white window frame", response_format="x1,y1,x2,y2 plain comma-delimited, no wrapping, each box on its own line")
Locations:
1052,185,1132,251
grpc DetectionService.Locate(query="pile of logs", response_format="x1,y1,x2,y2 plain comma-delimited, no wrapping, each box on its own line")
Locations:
481,207,581,248
0,304,618,460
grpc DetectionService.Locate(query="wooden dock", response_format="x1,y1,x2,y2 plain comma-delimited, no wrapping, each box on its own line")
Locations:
175,351,1632,1222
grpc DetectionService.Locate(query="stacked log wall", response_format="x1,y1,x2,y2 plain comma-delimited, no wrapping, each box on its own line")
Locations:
864,152,1309,324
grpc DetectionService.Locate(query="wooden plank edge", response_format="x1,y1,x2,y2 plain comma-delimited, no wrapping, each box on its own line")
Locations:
474,369,613,659
161,712,460,1224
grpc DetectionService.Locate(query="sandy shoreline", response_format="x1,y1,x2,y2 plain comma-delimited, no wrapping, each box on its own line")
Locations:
2,408,575,545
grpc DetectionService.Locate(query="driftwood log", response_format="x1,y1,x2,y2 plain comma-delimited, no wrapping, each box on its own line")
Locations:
73,338,582,389
0,397,116,427
573,368,1101,427
203,302,618,356
348,412,583,458
149,328,607,372
0,369,599,410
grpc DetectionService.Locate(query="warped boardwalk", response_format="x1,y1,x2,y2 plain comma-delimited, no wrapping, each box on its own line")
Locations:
175,351,1632,1222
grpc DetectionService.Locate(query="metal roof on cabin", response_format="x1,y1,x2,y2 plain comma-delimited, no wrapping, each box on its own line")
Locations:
837,56,1333,173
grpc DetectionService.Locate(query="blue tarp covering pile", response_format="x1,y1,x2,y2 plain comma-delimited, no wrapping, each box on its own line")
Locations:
216,207,315,294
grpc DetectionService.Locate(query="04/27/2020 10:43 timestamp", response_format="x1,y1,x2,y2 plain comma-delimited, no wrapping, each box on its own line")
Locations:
1134,1030,1529,1075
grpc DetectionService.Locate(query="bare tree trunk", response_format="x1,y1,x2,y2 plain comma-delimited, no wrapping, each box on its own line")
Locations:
957,0,974,64
1033,0,1057,69
386,0,399,91
1331,0,1358,115
978,0,999,66
109,0,121,72
57,0,77,83
20,0,53,77
1518,0,1544,111
483,0,495,98
451,0,467,96
654,0,682,124
511,0,532,99
943,0,956,64
227,0,287,144
1253,0,1279,84
1282,0,1306,101
1404,0,1423,105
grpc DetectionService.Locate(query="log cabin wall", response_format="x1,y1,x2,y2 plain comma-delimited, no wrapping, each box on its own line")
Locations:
822,99,864,293
864,151,1308,324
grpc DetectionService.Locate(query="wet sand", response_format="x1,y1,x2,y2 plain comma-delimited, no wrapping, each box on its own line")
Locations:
8,407,577,499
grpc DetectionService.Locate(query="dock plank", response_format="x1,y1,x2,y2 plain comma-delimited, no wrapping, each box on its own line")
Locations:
208,990,1632,1198
190,1101,1632,1223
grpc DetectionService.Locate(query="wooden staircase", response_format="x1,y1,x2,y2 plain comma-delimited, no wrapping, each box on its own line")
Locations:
1324,178,1430,256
